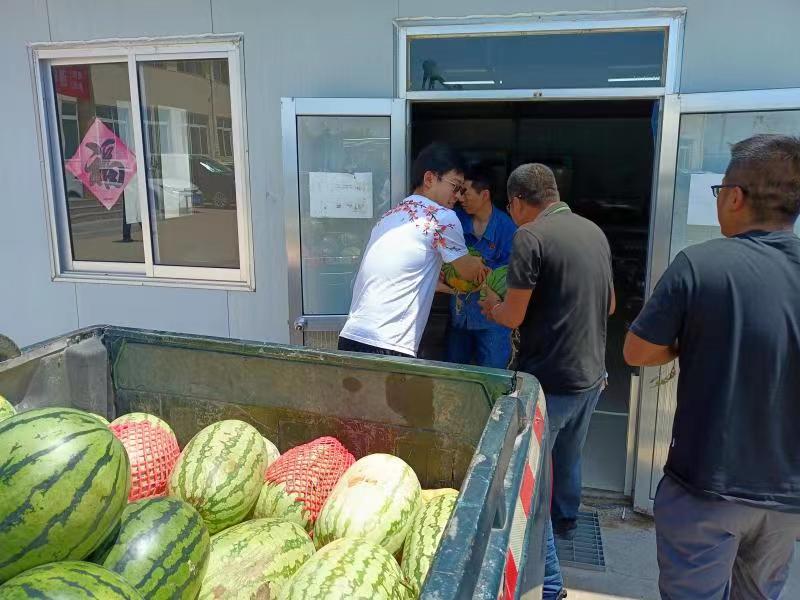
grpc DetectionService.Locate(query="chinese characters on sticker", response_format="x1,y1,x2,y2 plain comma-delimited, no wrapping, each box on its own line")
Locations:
65,118,137,210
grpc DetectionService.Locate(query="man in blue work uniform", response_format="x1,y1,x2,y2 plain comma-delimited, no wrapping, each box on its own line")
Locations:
439,162,517,368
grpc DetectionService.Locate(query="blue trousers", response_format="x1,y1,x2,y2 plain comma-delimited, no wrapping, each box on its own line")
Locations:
446,326,512,369
546,383,604,526
543,517,564,599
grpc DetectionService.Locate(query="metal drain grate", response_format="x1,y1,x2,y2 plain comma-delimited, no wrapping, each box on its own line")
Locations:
555,510,606,571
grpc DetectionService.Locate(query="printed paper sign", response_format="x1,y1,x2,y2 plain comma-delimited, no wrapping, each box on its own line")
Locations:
687,172,723,227
309,172,373,219
65,118,137,210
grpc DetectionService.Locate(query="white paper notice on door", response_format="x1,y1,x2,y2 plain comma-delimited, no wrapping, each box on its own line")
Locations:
309,172,373,219
687,172,723,226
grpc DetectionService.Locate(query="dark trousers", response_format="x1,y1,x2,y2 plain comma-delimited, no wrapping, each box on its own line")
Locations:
546,382,604,528
654,475,800,600
337,336,413,358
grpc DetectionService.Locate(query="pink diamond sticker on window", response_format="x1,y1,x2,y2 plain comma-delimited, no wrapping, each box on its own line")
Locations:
65,117,137,210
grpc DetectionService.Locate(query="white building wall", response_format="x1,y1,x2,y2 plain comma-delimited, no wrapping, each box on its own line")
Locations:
0,0,79,346
1,0,800,347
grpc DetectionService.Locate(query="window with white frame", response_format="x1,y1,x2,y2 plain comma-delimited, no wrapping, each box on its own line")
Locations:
216,116,233,159
35,38,251,286
188,112,210,156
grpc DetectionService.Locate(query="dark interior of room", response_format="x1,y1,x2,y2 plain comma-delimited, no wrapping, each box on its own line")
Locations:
412,99,657,491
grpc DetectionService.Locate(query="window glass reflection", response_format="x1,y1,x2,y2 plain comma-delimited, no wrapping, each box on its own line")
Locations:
138,59,239,269
409,30,666,91
671,110,800,258
52,63,144,263
297,116,391,314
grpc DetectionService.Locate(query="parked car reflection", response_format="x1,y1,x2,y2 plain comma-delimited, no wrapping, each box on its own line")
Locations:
190,155,236,209
148,153,236,211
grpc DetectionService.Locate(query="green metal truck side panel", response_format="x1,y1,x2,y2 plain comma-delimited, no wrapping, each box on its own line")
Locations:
0,325,546,599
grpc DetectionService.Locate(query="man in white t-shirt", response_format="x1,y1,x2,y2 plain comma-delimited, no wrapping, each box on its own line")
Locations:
339,143,488,357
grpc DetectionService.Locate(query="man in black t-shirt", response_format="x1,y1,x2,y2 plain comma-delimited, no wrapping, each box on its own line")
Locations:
480,163,614,600
625,134,800,599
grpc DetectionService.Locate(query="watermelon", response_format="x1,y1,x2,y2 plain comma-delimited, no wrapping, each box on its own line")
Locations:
0,394,15,423
253,436,355,532
199,518,314,599
313,453,421,553
262,436,280,468
89,413,111,425
110,413,181,501
87,519,122,564
0,561,142,599
253,481,307,529
278,538,411,600
421,488,459,504
0,408,131,583
101,497,210,600
441,247,483,293
167,419,267,534
111,412,173,431
401,491,458,595
480,265,508,301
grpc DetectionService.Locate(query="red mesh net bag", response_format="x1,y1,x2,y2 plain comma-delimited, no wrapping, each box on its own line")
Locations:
252,436,355,531
109,413,181,501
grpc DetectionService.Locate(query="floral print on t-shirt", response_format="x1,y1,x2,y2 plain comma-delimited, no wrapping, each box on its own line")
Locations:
380,199,459,251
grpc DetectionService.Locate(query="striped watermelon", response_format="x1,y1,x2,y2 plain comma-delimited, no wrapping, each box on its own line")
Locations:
479,265,509,301
87,519,122,564
0,561,142,599
313,453,421,554
401,491,458,595
262,436,280,468
199,518,314,599
167,420,267,534
253,481,307,529
89,412,110,425
0,408,131,583
0,394,16,423
442,247,483,293
110,413,181,500
278,537,411,600
110,412,170,428
421,488,459,504
101,497,210,600
253,437,355,532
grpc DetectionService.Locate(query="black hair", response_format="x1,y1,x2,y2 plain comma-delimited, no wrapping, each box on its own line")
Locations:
464,162,494,194
410,143,465,191
727,134,800,224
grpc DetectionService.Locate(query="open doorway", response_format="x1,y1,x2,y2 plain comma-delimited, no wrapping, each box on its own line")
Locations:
413,99,657,494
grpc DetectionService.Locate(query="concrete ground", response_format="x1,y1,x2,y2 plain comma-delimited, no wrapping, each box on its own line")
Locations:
562,500,800,600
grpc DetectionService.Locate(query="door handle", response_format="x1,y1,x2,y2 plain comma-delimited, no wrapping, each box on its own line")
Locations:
293,317,307,332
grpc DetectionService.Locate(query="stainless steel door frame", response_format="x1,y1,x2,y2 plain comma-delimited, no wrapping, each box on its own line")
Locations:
632,87,800,514
281,98,407,345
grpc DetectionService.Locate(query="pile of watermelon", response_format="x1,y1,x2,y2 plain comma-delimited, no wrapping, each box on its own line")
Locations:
0,402,459,599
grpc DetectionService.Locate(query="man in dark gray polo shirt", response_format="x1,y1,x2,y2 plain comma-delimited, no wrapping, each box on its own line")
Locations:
625,134,800,599
481,163,614,600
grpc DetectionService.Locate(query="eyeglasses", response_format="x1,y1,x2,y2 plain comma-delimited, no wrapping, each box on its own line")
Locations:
711,184,748,198
440,176,466,196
